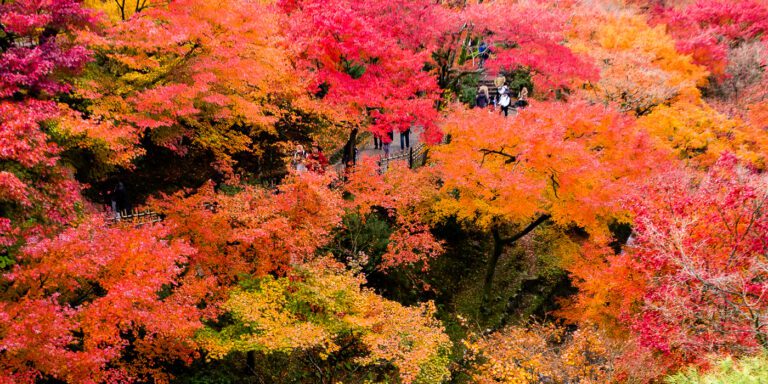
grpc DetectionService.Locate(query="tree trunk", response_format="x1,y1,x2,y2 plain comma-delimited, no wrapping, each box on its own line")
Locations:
246,350,257,374
479,214,552,321
480,228,505,320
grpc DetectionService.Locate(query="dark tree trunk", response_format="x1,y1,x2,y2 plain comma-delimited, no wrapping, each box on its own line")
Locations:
246,350,257,374
480,228,505,319
479,214,551,321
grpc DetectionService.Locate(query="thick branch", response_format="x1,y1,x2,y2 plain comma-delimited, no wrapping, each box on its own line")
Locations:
479,148,517,167
499,214,551,246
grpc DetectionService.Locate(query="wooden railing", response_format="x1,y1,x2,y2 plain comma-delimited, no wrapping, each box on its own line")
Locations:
107,209,163,226
108,202,221,226
377,142,429,173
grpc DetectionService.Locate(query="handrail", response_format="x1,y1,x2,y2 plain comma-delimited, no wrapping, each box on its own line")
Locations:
377,142,429,173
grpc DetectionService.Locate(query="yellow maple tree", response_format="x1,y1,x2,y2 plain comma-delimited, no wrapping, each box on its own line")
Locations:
198,258,451,384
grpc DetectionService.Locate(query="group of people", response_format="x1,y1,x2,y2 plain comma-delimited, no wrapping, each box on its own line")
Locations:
475,75,529,117
291,142,329,173
373,127,411,157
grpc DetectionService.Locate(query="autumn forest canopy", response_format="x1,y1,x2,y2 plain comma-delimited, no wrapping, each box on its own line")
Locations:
4,0,768,382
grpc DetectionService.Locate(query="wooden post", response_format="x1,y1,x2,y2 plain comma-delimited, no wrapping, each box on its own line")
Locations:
408,146,414,169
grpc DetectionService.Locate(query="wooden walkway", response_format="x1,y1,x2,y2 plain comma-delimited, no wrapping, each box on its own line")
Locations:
355,125,427,171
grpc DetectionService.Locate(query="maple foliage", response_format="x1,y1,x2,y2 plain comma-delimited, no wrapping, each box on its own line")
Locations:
565,4,768,170
566,8,708,114
464,322,616,384
460,0,599,91
83,0,157,21
655,0,768,78
428,0,597,106
277,0,443,142
0,0,94,97
0,101,81,257
0,0,101,261
0,217,207,382
429,101,666,320
432,101,662,237
637,93,768,169
6,0,768,382
565,153,768,370
198,258,451,384
80,0,333,174
342,159,443,270
150,172,344,282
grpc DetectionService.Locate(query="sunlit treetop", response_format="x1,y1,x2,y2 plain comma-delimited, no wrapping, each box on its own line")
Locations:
198,258,452,384
462,0,599,90
431,101,667,239
656,0,768,77
79,0,334,174
566,8,709,114
278,0,443,142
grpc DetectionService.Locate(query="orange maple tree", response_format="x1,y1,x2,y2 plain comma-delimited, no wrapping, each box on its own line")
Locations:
150,173,344,282
0,218,207,383
430,101,666,315
79,0,333,174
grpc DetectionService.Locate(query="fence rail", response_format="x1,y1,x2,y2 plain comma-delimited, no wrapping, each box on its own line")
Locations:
107,209,162,226
377,142,428,173
108,200,227,226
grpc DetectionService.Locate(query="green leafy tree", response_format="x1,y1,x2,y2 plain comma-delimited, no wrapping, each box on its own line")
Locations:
667,354,768,384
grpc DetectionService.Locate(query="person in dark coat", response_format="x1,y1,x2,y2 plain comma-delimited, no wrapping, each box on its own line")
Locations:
478,41,490,67
110,182,130,218
400,127,411,149
476,86,490,108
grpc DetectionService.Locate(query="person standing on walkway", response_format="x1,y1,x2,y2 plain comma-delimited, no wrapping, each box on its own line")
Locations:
516,86,529,109
400,126,411,149
373,134,381,150
498,91,512,117
308,143,328,173
494,75,506,104
342,127,358,168
476,86,490,109
383,129,393,157
478,41,490,67
498,84,509,97
292,144,308,173
494,74,505,89
110,181,130,219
